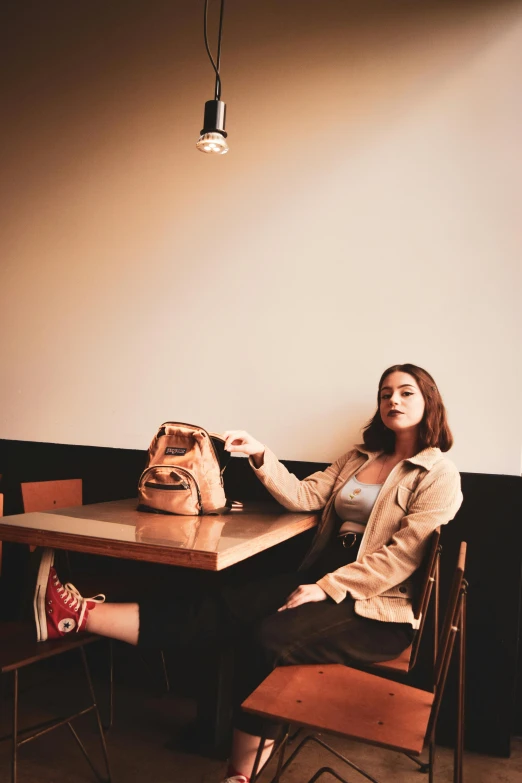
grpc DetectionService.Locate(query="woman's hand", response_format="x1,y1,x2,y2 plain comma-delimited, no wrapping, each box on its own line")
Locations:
278,584,328,611
223,430,265,467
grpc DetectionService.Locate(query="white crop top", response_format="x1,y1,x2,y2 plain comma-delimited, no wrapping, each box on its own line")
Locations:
335,475,383,534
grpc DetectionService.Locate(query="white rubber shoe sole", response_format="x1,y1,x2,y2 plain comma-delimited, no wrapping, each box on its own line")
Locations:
33,548,54,642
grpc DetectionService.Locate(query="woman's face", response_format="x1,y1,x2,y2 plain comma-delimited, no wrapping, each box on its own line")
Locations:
379,371,425,436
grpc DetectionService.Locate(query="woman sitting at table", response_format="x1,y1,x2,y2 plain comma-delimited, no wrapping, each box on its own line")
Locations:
33,363,462,783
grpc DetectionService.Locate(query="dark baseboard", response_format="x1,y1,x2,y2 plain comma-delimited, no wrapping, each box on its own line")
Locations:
0,438,520,756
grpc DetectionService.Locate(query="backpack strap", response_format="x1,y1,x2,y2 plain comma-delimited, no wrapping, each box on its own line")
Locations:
210,433,232,475
210,434,241,512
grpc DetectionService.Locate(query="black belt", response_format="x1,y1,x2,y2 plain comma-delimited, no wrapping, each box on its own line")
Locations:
337,531,363,549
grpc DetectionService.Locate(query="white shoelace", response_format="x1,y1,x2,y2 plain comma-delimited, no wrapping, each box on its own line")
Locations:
54,576,105,631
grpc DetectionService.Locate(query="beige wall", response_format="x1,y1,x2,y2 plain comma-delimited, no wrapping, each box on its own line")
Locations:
0,0,520,475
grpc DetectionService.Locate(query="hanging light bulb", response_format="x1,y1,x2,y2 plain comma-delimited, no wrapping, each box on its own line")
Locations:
196,132,228,154
197,0,229,155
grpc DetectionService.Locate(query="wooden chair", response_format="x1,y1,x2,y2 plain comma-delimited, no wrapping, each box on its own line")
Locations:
0,494,111,783
243,542,468,783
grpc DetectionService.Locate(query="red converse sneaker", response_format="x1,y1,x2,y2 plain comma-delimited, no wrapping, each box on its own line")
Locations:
33,548,105,642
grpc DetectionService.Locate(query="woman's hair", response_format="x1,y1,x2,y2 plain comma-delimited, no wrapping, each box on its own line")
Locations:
362,363,454,453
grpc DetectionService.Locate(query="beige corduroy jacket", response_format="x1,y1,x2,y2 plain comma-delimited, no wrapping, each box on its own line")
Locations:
250,445,463,628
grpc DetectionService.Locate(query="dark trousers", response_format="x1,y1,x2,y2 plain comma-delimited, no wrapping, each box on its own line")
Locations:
138,539,413,738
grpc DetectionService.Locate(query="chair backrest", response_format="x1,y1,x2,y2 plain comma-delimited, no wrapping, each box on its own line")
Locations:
373,528,441,674
409,527,441,669
21,479,82,513
426,541,467,742
413,527,441,620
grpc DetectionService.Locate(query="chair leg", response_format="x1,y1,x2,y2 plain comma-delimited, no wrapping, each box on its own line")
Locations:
287,725,303,745
79,646,112,782
275,734,380,783
455,593,466,783
401,752,430,773
136,648,171,694
11,669,18,783
159,649,170,693
272,729,290,783
242,727,290,783
66,721,109,782
103,639,114,731
250,735,267,783
428,737,435,783
307,768,352,783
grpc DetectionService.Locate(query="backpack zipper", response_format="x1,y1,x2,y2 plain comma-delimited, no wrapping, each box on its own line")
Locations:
139,464,202,512
144,481,188,491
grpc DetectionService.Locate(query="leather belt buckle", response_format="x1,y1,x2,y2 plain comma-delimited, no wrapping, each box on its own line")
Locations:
341,532,359,549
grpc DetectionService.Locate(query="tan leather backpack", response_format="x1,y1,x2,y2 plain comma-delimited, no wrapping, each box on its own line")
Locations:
137,422,231,515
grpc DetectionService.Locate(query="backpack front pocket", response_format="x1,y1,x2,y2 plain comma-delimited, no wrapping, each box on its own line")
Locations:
138,465,201,515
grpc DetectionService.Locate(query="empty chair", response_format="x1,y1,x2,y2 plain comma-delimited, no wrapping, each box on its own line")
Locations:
21,479,83,514
243,541,468,783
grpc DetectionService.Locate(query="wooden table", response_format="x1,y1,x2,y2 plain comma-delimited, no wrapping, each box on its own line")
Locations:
0,497,318,570
0,498,318,755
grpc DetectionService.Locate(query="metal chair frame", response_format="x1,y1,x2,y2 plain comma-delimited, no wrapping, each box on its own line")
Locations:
0,629,112,783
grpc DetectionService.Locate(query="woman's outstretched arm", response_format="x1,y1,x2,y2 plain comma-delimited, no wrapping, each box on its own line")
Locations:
223,429,354,512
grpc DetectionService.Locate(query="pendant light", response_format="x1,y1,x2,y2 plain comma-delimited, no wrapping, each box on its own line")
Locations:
196,0,229,155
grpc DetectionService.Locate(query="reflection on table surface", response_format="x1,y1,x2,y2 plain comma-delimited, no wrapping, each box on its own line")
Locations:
135,515,225,551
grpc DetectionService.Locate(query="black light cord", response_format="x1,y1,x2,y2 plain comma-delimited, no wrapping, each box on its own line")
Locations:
215,0,225,95
203,0,225,101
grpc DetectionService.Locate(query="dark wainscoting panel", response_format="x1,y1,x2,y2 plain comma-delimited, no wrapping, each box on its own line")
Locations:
0,439,520,756
436,472,521,756
0,438,147,514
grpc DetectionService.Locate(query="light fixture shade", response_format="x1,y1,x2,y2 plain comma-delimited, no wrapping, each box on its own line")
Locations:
196,99,228,154
196,131,229,155
201,99,227,134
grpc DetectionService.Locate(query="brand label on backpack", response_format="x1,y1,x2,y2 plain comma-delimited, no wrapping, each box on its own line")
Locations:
165,447,187,456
